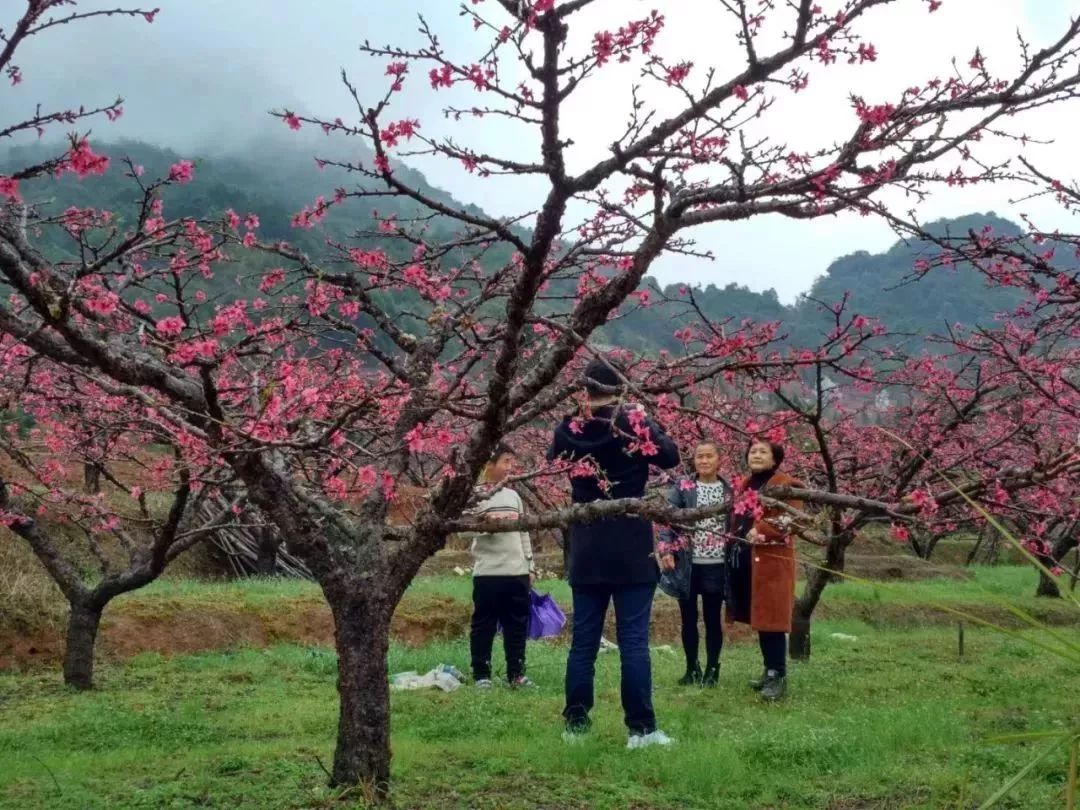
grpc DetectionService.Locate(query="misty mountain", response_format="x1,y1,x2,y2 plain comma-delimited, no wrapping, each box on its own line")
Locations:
2,139,1032,353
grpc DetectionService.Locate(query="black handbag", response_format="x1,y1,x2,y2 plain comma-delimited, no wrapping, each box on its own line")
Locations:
658,547,692,600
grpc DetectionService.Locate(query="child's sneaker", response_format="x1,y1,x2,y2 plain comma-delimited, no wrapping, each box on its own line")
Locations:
509,675,535,689
626,730,675,750
474,678,493,690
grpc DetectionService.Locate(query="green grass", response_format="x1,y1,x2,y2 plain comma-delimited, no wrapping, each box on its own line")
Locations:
826,565,1065,604
1,617,1078,809
110,565,1074,625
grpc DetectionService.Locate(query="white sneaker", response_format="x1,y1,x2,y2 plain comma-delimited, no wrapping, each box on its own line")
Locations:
627,730,675,750
474,678,493,690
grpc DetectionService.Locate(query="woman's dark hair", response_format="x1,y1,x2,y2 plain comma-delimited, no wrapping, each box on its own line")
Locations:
746,438,784,468
489,443,515,464
694,439,720,454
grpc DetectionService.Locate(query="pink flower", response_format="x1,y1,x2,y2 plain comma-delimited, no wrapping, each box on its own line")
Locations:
85,292,120,316
0,176,19,202
155,315,186,338
890,524,910,542
764,426,786,444
225,209,241,230
592,31,615,65
854,101,895,127
284,112,302,131
64,139,109,178
909,487,939,518
169,160,195,184
380,128,399,149
244,213,259,230
209,301,249,337
429,64,454,90
665,61,693,86
734,85,749,101
143,9,159,23
404,425,426,453
385,62,408,91
349,248,386,268
381,473,396,502
637,438,659,456
396,119,419,139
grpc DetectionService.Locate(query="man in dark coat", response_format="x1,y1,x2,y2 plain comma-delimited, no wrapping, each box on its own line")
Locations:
547,358,679,748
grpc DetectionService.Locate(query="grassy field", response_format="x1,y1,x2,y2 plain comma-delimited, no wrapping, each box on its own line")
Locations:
47,562,1072,614
99,564,1080,633
1,567,1078,808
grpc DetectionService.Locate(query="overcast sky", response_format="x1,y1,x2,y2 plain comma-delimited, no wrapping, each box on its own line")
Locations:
8,0,1079,302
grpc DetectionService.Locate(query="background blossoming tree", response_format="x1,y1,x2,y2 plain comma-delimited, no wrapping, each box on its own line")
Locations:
0,342,255,689
4,0,1080,798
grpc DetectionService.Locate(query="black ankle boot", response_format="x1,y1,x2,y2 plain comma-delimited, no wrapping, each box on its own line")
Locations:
760,671,787,702
749,667,768,691
678,662,702,686
701,664,720,687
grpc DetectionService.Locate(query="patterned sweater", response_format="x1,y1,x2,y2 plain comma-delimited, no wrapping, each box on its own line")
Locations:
468,486,534,577
690,480,730,564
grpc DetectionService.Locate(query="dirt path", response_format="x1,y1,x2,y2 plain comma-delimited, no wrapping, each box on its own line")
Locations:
4,582,1077,674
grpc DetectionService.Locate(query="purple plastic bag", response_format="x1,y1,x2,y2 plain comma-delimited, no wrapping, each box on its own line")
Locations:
497,589,567,638
527,589,566,640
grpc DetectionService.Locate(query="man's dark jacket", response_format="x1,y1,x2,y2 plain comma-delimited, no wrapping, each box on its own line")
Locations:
548,405,679,586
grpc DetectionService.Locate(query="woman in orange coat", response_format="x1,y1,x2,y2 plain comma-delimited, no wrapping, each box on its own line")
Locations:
726,439,803,702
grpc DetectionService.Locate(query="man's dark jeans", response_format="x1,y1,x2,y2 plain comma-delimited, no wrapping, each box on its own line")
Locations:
563,582,657,734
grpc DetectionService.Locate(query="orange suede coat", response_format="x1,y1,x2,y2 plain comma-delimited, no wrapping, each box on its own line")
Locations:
737,471,803,633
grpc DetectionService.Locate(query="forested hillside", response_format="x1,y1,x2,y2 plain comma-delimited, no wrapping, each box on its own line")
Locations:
2,140,1030,352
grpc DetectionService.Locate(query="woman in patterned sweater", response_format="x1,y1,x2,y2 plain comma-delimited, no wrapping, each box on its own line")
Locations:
659,441,733,686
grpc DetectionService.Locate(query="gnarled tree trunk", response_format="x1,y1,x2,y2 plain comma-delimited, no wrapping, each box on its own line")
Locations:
331,599,393,795
790,532,850,660
83,462,101,494
967,524,1002,566
255,526,281,575
63,598,103,690
1035,533,1079,598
